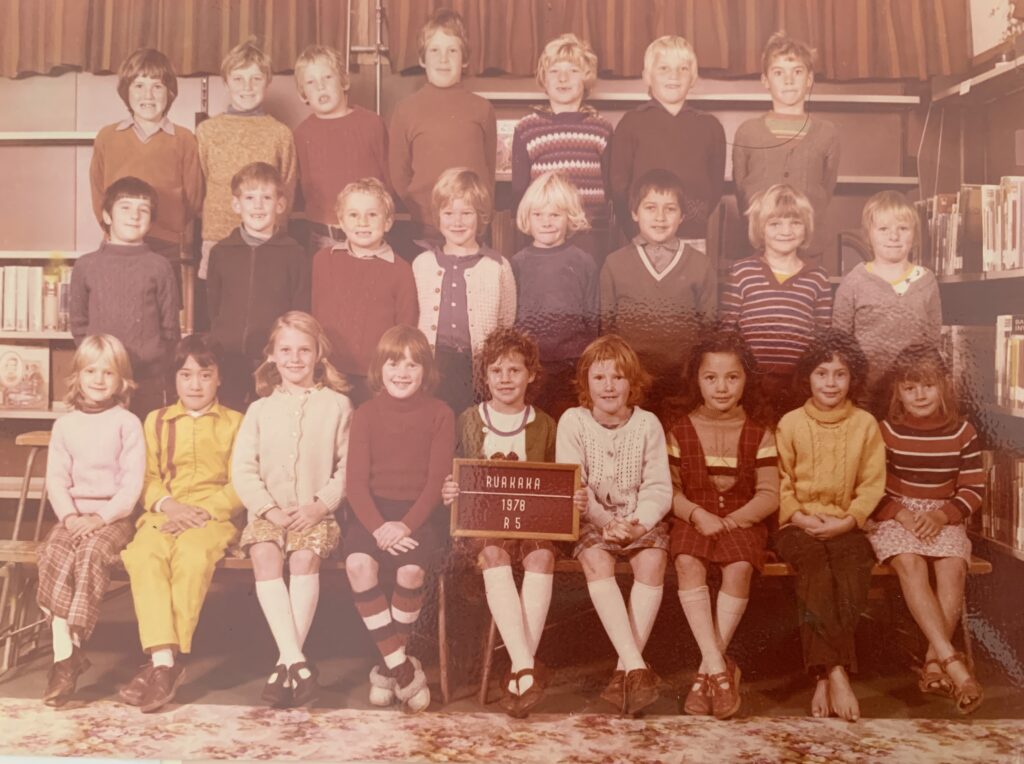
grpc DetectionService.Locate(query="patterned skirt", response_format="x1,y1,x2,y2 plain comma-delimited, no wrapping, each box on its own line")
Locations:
239,515,341,559
670,519,768,567
573,519,670,559
865,497,971,563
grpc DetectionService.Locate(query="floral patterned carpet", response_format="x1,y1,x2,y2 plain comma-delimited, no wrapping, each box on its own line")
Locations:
0,698,1022,763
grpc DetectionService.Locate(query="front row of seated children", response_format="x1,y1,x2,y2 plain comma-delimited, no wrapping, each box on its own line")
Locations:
36,318,984,721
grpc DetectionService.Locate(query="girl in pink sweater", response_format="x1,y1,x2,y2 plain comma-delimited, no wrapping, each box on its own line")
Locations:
38,334,145,706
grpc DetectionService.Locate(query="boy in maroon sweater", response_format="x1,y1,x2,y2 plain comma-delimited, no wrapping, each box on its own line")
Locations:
311,178,417,406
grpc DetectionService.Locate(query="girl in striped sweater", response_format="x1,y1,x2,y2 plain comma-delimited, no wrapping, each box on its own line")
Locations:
866,345,984,714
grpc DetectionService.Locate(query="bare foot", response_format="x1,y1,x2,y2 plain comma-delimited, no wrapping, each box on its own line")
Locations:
810,678,832,718
828,666,860,721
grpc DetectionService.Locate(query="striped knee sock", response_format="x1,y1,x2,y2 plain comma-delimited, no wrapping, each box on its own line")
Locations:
352,586,405,670
391,583,424,648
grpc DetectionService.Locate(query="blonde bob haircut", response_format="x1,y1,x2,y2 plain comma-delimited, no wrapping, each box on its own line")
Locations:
418,8,469,64
64,334,137,410
335,177,395,224
367,324,440,395
574,334,652,409
294,44,350,95
432,167,492,228
253,311,349,398
220,38,272,82
746,184,814,250
861,190,920,259
536,33,598,93
117,48,178,116
516,171,590,236
643,35,698,80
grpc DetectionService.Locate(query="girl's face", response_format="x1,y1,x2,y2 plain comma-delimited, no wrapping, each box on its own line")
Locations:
809,354,851,411
79,359,120,406
176,355,221,412
697,352,746,414
439,197,480,251
528,203,569,249
763,215,805,258
382,348,424,400
869,209,915,266
898,379,942,419
486,352,535,413
270,326,318,391
588,359,631,421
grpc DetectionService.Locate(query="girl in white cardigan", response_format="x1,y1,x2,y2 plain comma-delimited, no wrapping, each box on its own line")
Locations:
232,311,352,708
556,334,672,716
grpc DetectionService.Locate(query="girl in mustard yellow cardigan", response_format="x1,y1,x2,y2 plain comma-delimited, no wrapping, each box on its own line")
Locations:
774,329,885,723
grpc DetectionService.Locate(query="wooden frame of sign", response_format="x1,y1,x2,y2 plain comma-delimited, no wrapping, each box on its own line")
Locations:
450,458,581,541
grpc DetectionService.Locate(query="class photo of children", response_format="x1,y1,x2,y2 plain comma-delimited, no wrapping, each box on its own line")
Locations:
0,2,1021,762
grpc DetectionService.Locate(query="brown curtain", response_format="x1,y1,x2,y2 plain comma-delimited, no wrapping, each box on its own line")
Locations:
386,0,970,81
0,0,349,78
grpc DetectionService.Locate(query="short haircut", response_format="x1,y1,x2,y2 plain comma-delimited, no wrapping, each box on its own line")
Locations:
117,48,178,116
795,329,869,403
628,168,687,214
862,190,921,259
294,44,350,95
643,35,698,79
220,38,272,81
515,172,590,236
473,327,544,404
367,324,440,395
432,167,492,227
101,176,158,234
65,334,137,409
886,344,959,428
253,311,349,397
418,8,469,64
574,334,652,409
173,333,222,372
536,33,598,94
761,31,816,75
335,177,395,222
231,162,285,197
746,184,815,250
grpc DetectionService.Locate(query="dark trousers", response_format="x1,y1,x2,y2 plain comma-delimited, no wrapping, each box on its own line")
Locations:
535,359,578,423
435,347,475,418
130,371,171,421
218,351,258,414
774,524,875,676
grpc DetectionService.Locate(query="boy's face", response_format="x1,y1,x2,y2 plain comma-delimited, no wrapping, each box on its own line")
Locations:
486,352,535,412
643,50,694,109
232,182,286,237
128,75,169,123
439,197,480,250
103,196,152,245
176,355,220,412
762,54,813,110
421,30,464,88
338,191,392,254
632,189,683,245
226,63,268,112
544,60,586,112
300,58,348,117
528,203,569,249
868,209,915,266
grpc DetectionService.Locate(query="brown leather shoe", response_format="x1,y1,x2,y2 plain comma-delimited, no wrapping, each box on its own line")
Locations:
261,664,291,708
43,647,91,707
624,666,660,715
599,669,626,712
139,664,187,713
119,663,156,706
682,672,712,715
506,668,544,719
709,659,741,720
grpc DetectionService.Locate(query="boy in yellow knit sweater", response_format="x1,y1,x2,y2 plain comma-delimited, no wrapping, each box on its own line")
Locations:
119,335,244,713
775,329,885,724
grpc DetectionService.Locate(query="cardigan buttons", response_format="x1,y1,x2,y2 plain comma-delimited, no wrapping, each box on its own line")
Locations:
434,288,440,293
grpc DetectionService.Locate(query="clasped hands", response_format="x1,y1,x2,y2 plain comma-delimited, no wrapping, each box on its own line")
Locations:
895,507,948,542
790,510,857,540
63,513,106,539
263,499,330,533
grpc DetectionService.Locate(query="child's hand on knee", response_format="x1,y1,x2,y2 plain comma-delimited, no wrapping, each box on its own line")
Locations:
441,476,460,506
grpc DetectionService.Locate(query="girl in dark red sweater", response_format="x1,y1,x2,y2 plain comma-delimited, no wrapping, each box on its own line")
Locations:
344,325,454,712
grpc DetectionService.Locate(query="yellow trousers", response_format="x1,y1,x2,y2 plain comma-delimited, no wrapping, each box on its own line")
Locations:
120,512,238,654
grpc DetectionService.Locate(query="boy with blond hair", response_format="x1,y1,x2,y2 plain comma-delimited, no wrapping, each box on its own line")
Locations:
292,44,391,252
206,162,309,411
609,36,725,245
389,9,496,244
733,32,840,259
312,178,417,406
197,39,297,281
89,48,203,271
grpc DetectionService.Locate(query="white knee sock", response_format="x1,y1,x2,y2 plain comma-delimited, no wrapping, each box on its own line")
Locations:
679,586,725,674
288,573,320,650
151,648,174,668
616,581,663,670
51,616,73,662
520,571,553,657
255,578,304,667
716,591,749,653
483,567,534,694
588,578,645,672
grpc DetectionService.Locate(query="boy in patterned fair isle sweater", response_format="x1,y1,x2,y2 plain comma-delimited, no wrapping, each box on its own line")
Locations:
197,39,297,283
511,33,613,260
